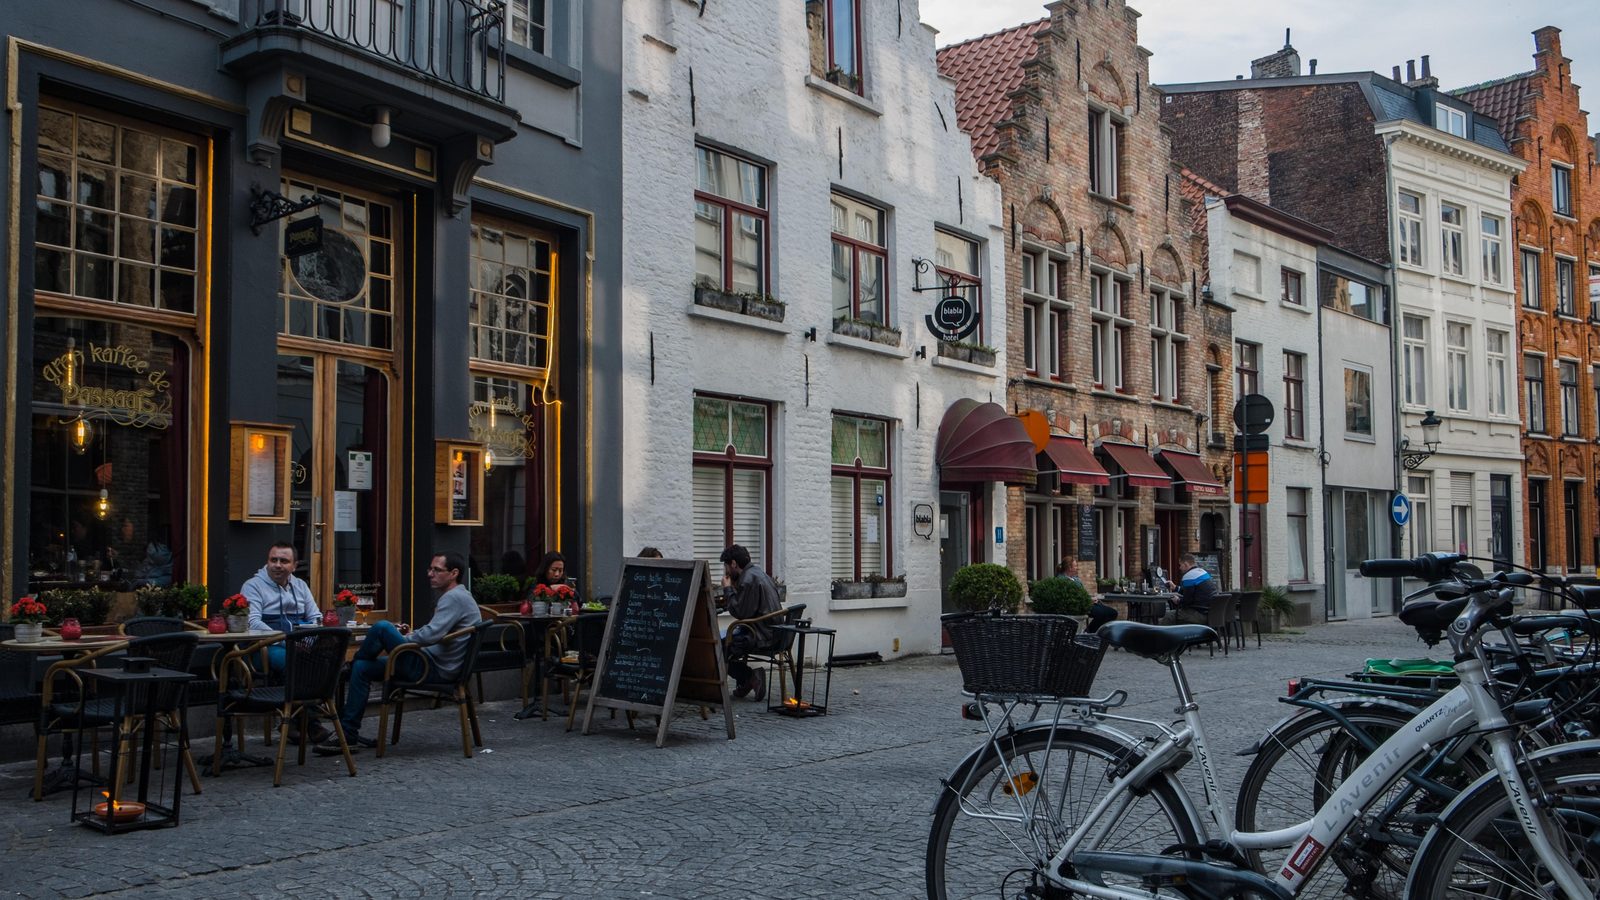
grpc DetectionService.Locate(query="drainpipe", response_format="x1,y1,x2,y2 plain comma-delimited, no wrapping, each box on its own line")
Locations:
1381,133,1405,615
1315,262,1331,623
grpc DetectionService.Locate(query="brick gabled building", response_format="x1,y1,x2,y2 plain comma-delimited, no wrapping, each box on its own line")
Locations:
1455,27,1600,576
1161,48,1525,618
938,1,1233,593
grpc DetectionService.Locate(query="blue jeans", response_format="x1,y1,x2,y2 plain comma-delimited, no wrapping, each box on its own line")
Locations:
338,621,425,738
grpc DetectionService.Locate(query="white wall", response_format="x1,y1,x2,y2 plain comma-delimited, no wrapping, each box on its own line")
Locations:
621,0,1006,657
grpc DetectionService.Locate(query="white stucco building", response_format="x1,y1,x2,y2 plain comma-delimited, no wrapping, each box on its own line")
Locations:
1200,193,1329,613
1384,103,1527,583
620,0,1006,657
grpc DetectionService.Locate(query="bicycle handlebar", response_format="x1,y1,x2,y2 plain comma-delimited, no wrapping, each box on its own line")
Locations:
1359,553,1464,581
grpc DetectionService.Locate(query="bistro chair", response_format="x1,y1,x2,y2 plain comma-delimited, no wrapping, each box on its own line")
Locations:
545,612,609,732
723,603,808,701
113,631,205,795
213,627,354,786
118,616,189,637
1203,594,1239,658
0,624,44,730
1233,591,1264,649
376,620,491,759
32,638,126,801
470,605,531,706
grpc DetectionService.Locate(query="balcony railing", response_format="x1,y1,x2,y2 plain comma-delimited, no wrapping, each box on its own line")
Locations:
243,0,506,103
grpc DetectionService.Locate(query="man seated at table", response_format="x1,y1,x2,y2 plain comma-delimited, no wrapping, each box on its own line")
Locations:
1159,553,1217,627
241,541,328,742
717,544,781,702
318,550,480,753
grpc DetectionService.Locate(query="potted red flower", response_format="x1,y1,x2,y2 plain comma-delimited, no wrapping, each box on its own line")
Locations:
332,589,360,625
533,583,578,615
8,596,48,643
219,593,251,633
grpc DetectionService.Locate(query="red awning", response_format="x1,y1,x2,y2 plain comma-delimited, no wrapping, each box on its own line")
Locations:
1158,450,1226,495
1039,437,1110,486
1098,442,1172,489
935,399,1037,486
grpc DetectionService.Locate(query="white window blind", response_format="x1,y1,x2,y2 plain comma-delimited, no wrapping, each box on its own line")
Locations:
731,469,766,572
692,467,727,565
830,476,856,580
859,478,886,577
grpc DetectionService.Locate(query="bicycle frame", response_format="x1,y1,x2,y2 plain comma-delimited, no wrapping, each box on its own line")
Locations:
1039,651,1591,897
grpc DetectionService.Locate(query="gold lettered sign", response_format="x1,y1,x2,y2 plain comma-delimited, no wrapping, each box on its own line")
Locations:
40,342,173,429
468,396,536,462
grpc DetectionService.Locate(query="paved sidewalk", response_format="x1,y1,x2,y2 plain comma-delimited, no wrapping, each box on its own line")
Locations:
0,618,1437,898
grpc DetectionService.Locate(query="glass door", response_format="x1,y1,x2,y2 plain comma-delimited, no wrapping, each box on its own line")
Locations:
939,491,970,615
276,352,391,613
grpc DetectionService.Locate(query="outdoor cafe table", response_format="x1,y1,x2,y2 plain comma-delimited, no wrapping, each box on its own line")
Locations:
3,634,131,795
496,613,575,720
1103,592,1179,625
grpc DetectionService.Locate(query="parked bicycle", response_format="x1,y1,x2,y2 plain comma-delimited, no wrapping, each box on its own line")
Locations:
927,552,1600,899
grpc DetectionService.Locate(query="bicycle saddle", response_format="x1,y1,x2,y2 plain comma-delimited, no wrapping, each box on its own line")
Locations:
1097,622,1218,660
1398,596,1469,631
1571,585,1600,609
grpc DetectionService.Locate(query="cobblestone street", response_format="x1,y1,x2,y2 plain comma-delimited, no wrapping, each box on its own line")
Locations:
0,618,1435,898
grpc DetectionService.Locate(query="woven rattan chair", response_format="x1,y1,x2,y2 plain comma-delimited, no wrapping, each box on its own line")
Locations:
1204,594,1238,657
119,631,204,795
0,624,43,729
32,638,126,801
376,620,491,759
118,616,189,637
214,627,354,786
723,603,808,700
471,606,531,705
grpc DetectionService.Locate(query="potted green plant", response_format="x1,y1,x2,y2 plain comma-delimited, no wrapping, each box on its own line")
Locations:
470,574,521,608
8,596,48,643
1029,577,1092,618
134,584,182,618
1095,578,1116,594
948,563,1023,613
1260,584,1295,632
42,588,114,627
174,582,209,620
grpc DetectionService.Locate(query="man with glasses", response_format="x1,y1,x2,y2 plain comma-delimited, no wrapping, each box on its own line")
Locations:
318,550,480,753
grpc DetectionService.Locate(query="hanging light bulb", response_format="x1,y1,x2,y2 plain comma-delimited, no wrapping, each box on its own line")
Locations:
71,417,92,454
483,448,495,472
96,489,110,520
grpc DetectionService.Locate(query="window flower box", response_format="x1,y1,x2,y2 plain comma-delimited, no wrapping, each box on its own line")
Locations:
938,340,996,367
743,294,785,322
870,579,907,598
694,283,745,314
833,317,901,347
830,580,873,600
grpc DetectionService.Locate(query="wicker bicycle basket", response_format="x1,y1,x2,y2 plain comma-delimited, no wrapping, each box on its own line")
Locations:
945,613,1107,698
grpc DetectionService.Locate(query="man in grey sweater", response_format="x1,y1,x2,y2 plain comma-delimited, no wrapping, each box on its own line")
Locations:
318,550,481,753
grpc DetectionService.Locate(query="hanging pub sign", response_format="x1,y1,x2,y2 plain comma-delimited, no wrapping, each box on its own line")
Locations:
924,293,980,343
284,215,324,258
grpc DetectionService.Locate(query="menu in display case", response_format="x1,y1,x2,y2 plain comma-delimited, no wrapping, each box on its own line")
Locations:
229,422,293,523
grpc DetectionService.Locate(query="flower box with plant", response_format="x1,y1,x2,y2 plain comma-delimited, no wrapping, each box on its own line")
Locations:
9,597,48,642
832,316,901,347
220,593,251,632
135,584,183,618
470,574,522,607
693,280,746,314
937,340,998,366
864,573,907,598
830,579,873,601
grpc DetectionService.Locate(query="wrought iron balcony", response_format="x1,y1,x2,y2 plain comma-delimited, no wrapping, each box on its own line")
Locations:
237,0,507,103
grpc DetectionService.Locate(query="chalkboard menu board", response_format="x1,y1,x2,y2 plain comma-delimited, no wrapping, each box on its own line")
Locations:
584,558,735,747
1193,552,1221,579
595,564,694,707
1077,505,1098,561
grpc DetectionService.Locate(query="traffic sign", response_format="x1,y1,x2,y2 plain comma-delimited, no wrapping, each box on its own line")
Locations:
1233,394,1275,435
1391,493,1412,527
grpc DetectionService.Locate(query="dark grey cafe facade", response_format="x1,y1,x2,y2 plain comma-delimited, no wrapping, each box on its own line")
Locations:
3,0,624,623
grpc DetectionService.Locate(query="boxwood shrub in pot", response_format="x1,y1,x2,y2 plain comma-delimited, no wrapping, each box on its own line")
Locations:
948,563,1022,613
1029,577,1092,616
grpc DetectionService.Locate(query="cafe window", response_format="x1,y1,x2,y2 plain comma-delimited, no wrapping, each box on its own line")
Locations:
830,413,891,581
470,219,557,370
279,179,395,349
695,146,769,296
33,104,202,314
29,317,191,592
466,376,547,581
692,394,771,570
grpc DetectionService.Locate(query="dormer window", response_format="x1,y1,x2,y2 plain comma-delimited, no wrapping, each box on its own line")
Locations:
1435,104,1467,138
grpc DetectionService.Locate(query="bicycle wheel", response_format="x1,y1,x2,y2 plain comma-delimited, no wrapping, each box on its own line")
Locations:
1234,703,1477,899
926,724,1200,900
1408,750,1600,899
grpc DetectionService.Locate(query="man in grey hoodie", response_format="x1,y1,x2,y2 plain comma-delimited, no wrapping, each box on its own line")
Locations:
318,550,481,753
241,542,323,671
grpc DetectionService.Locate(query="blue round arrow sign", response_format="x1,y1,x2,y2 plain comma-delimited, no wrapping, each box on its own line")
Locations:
1391,493,1412,527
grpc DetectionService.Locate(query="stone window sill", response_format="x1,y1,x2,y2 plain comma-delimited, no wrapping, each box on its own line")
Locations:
687,302,790,334
804,75,883,116
826,332,909,359
828,596,910,612
931,355,996,375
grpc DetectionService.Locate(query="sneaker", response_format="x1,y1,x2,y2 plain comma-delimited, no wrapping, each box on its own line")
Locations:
313,733,375,756
748,671,766,703
732,679,752,700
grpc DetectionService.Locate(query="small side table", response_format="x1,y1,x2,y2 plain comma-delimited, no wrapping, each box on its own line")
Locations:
769,623,836,717
71,664,193,834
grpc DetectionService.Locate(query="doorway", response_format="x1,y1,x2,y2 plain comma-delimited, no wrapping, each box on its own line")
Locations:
939,490,970,615
1240,509,1263,589
276,352,393,611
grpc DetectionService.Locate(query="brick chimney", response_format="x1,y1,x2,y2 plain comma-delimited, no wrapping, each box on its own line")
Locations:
1403,56,1438,90
1250,28,1301,79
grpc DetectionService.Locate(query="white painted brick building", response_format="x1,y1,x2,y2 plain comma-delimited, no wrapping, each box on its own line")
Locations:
621,0,1006,657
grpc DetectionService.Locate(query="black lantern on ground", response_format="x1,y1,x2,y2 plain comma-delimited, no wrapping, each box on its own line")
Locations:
70,663,193,834
768,621,836,718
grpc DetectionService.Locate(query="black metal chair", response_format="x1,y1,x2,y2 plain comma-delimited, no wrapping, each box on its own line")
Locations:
0,623,43,729
470,605,531,705
376,620,491,759
1233,591,1264,649
545,612,610,731
725,603,809,699
118,616,188,637
117,616,219,704
1204,593,1238,657
214,627,355,786
117,631,204,795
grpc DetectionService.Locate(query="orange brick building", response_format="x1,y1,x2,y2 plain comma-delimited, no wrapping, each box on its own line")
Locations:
1456,27,1600,574
938,1,1233,592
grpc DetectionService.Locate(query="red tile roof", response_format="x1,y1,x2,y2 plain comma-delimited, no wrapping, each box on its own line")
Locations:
1452,71,1536,142
936,19,1050,161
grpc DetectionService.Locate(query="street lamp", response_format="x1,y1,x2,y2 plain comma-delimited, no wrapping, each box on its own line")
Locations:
1400,409,1442,470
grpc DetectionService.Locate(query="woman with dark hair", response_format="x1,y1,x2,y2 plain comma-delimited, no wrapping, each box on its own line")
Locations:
525,551,568,599
636,546,664,559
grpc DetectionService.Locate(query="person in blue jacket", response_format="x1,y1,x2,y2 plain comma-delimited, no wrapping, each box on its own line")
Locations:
1160,553,1217,626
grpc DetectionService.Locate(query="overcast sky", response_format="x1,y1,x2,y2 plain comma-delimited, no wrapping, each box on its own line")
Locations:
920,0,1600,111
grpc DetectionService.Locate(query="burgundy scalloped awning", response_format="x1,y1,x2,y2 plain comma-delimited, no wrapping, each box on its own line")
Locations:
1159,450,1225,495
935,399,1037,486
1039,437,1110,486
1098,442,1171,489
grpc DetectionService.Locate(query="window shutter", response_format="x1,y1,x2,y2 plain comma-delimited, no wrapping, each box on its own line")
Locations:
830,476,856,580
692,466,726,565
859,478,887,577
1450,473,1474,504
730,469,766,570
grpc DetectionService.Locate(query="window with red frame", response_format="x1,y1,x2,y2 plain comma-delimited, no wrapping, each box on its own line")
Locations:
830,413,891,581
824,0,864,93
694,146,768,296
831,193,887,325
1283,351,1306,439
692,394,771,570
933,229,982,343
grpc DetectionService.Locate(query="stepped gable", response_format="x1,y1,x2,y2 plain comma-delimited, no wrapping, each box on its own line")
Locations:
935,18,1050,161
